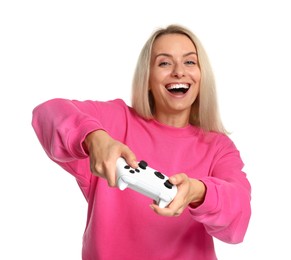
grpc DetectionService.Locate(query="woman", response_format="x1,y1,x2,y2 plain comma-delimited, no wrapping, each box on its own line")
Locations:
32,24,251,260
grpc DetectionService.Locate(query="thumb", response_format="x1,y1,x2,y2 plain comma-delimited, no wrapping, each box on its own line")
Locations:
121,149,138,169
169,174,186,185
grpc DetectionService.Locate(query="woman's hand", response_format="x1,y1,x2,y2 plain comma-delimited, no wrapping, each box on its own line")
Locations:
83,130,138,187
150,173,206,217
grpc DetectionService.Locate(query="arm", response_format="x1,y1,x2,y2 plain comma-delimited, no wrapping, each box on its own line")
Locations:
32,98,103,162
190,143,251,244
83,130,137,186
152,136,251,244
32,98,137,186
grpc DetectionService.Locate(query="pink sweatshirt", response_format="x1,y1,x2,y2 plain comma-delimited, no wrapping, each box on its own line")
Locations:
32,98,251,260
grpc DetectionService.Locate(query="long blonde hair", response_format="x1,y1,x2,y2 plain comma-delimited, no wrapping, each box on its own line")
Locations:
131,24,227,134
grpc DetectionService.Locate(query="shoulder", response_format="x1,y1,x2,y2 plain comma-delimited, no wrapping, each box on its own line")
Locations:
91,98,130,110
198,130,237,151
84,99,142,125
72,98,134,115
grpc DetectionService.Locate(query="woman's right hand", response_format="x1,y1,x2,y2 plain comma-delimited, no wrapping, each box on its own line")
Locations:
83,130,138,187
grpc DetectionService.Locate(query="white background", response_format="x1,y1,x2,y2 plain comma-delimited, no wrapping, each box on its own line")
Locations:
1,0,290,259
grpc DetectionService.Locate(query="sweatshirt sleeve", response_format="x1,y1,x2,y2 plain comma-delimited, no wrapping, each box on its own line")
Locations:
31,98,129,200
32,98,122,162
188,135,251,244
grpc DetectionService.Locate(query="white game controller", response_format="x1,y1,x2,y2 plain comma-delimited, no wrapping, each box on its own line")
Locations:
116,157,177,208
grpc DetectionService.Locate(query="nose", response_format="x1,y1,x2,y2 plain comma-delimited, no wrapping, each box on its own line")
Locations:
171,63,185,78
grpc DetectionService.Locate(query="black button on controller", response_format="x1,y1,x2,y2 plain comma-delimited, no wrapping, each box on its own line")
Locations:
138,160,148,170
154,171,165,179
164,180,174,189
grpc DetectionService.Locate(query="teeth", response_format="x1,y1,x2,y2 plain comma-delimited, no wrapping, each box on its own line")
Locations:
167,84,189,90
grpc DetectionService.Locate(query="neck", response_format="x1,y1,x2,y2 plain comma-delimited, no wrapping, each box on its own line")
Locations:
154,112,190,128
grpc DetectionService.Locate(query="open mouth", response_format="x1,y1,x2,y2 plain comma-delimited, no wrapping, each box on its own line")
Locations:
166,83,190,94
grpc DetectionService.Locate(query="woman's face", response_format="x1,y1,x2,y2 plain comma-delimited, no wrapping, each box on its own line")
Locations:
149,33,201,127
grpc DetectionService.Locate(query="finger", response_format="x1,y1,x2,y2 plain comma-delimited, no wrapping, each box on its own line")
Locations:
150,203,183,217
169,173,187,185
150,204,174,217
120,148,138,168
90,158,117,187
109,154,136,187
150,198,181,216
89,159,104,177
106,162,118,187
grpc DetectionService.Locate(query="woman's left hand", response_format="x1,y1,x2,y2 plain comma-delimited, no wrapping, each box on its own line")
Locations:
150,173,206,217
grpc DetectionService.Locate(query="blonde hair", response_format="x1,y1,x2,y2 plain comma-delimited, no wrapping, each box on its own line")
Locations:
131,24,227,134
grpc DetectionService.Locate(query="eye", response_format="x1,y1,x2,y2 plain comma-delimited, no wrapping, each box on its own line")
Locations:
185,60,197,65
159,61,171,67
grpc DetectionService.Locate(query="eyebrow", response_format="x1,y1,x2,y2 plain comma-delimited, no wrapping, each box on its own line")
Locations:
155,51,198,59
